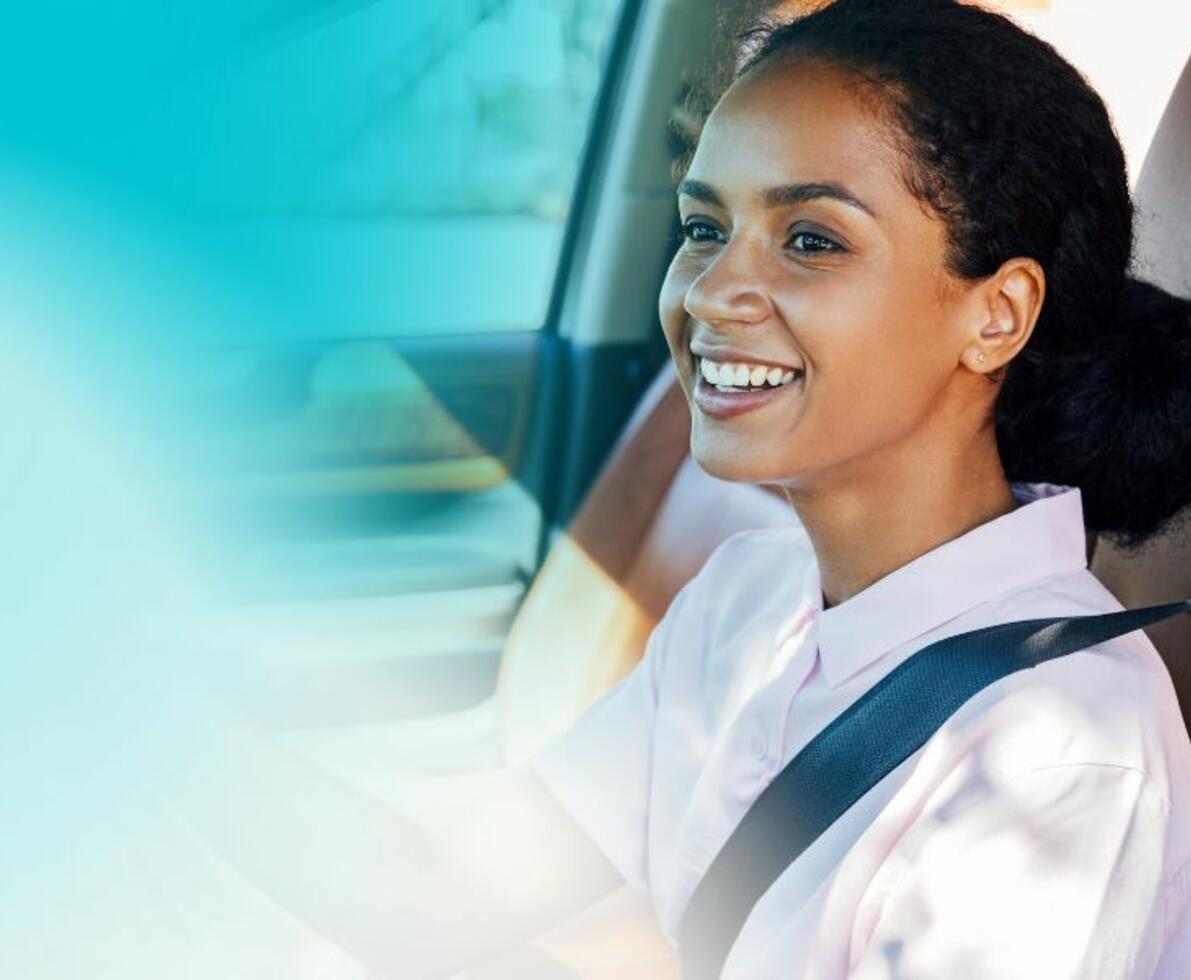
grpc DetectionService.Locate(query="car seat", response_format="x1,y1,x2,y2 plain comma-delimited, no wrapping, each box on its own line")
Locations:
1090,51,1191,735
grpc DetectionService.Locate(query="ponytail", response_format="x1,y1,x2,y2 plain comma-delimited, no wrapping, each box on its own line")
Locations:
995,278,1191,553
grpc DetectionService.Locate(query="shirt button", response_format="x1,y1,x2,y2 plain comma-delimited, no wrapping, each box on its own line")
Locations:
750,734,768,762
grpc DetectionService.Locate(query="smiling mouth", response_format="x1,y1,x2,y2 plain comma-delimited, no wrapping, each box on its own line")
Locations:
690,356,806,421
694,356,804,391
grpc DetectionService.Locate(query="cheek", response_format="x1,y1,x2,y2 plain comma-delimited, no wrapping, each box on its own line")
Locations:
658,253,696,353
807,307,949,433
794,288,934,415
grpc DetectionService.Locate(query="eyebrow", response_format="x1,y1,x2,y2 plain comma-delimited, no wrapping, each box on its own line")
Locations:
677,178,878,220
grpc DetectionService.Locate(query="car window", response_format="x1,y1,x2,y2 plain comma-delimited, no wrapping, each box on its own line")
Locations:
161,0,625,344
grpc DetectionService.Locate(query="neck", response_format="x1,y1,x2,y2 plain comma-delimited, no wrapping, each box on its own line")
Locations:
783,427,1016,610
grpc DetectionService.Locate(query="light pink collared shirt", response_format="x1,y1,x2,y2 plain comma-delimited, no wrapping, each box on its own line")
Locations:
532,481,1191,978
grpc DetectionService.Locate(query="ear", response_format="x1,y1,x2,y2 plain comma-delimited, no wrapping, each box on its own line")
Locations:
961,257,1046,380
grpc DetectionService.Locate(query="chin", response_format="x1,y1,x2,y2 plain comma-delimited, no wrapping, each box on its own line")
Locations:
690,439,791,485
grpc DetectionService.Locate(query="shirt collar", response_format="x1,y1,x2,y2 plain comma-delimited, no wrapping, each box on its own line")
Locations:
808,481,1089,689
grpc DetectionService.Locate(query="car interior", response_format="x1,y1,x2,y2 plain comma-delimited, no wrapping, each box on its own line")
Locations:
185,1,1191,976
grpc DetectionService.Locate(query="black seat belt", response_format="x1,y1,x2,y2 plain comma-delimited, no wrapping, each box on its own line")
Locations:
677,599,1191,980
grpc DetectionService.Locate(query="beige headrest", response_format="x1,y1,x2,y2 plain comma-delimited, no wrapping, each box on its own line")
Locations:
1132,55,1191,296
1091,50,1191,733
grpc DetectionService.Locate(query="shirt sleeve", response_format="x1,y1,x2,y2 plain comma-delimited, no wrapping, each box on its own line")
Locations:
847,762,1172,980
529,575,698,891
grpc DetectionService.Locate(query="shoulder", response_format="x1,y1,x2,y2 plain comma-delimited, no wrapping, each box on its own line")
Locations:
659,523,814,619
645,523,816,680
698,522,815,585
941,568,1191,794
687,523,816,620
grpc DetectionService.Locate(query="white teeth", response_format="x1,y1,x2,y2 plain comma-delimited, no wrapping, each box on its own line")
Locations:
700,358,722,384
697,356,803,391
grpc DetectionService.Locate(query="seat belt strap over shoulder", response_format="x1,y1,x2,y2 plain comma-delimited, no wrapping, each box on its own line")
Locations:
677,599,1191,980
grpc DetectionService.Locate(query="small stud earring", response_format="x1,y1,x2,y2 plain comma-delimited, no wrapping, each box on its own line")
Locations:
977,352,987,364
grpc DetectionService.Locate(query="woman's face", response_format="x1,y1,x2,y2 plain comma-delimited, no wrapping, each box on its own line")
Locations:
659,58,979,490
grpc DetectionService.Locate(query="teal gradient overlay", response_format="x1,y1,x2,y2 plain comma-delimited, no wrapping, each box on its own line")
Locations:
1,1,621,975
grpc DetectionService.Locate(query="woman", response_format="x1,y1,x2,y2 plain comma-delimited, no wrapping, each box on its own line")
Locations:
179,1,1191,977
529,0,1191,976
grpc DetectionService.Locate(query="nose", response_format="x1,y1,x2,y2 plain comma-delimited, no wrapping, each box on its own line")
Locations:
683,237,773,326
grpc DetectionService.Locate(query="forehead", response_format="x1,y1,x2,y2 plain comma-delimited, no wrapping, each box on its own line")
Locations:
686,59,905,211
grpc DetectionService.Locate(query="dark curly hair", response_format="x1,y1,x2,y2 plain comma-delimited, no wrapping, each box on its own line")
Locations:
672,0,1191,553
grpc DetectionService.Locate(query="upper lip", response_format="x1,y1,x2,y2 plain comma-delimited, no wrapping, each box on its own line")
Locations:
689,342,804,372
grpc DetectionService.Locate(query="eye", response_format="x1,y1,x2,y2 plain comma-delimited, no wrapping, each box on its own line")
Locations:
680,218,726,245
788,230,843,255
